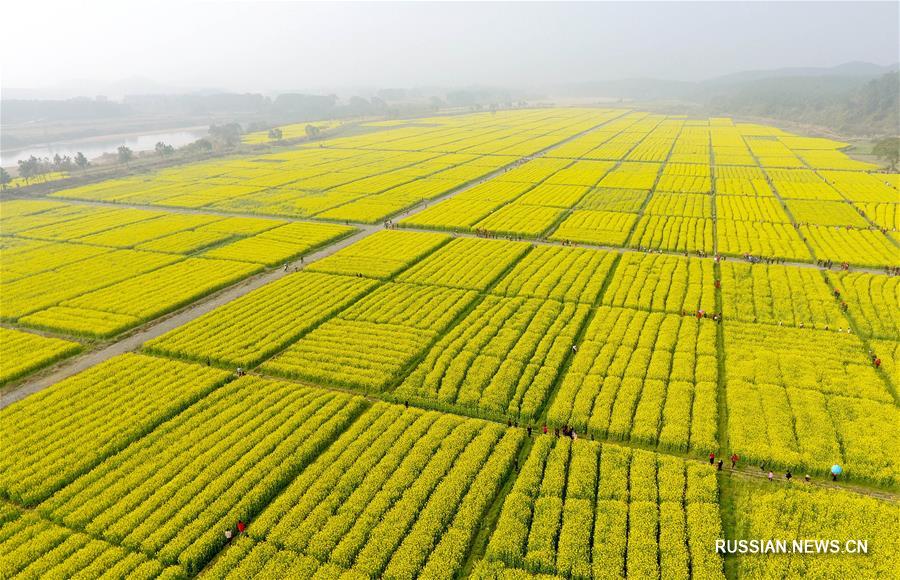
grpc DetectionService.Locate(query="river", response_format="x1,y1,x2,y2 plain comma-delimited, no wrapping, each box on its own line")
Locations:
1,128,208,167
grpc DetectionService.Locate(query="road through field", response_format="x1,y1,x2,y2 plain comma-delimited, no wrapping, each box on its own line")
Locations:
1,116,622,408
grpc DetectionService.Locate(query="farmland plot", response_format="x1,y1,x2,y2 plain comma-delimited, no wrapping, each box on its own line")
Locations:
475,438,724,579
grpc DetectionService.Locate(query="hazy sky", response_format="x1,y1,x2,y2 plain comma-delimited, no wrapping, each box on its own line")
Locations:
2,1,898,95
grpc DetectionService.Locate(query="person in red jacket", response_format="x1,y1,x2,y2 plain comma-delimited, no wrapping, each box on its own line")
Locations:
708,452,715,465
730,453,739,469
237,521,246,534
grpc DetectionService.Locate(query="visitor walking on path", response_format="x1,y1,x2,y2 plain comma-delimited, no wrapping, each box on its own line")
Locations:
831,464,842,481
709,452,715,465
730,453,739,469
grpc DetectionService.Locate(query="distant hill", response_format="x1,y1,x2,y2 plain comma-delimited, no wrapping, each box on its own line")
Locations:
706,61,898,84
703,71,899,136
558,62,900,136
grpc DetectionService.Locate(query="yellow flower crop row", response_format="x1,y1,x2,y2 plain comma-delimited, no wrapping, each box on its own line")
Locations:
855,202,899,230
715,177,774,196
548,307,718,453
2,249,180,319
819,170,899,203
135,228,235,254
397,296,589,421
480,438,724,578
37,376,367,575
515,183,591,208
490,245,617,304
602,252,716,314
716,219,810,260
716,165,767,179
549,210,637,246
575,187,649,213
827,271,899,339
802,225,898,267
720,262,847,329
798,149,878,171
0,353,230,505
77,213,223,247
19,258,261,337
401,198,504,230
771,179,844,201
0,506,183,579
644,192,713,218
597,163,660,190
0,327,82,385
13,206,166,241
203,221,355,265
786,199,870,227
308,229,450,279
493,158,572,185
729,481,897,579
474,204,566,237
398,237,530,290
663,162,712,177
726,380,900,484
656,174,712,193
630,215,714,254
244,403,524,579
263,283,478,391
716,195,789,222
544,160,615,187
145,271,376,367
725,322,891,401
1,241,108,284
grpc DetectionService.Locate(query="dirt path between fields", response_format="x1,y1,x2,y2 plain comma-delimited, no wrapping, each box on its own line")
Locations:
723,463,897,503
1,117,622,408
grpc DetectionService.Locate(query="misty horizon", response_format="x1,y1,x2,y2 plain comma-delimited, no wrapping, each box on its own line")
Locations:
2,1,898,99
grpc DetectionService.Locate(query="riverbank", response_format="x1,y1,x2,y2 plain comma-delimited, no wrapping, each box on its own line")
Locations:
1,125,209,167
